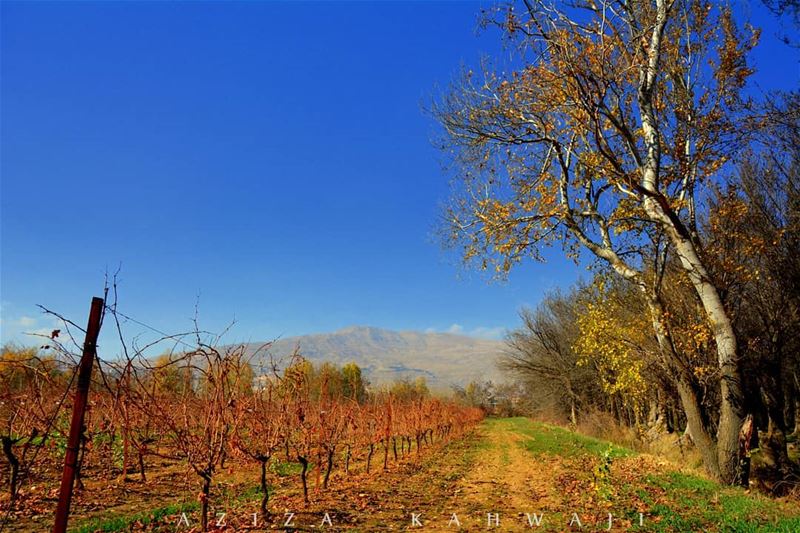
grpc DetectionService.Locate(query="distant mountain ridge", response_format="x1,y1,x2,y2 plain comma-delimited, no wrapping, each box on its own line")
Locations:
244,325,505,388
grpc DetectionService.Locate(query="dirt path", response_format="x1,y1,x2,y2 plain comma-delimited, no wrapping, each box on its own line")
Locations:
441,419,573,531
345,418,609,532
411,418,614,532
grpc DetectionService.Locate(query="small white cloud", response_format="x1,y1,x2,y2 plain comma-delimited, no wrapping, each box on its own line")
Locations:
469,326,506,340
0,315,61,344
17,316,37,327
425,324,506,340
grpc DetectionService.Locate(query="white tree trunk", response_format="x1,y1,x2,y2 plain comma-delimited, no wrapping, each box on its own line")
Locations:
636,0,745,485
669,230,745,484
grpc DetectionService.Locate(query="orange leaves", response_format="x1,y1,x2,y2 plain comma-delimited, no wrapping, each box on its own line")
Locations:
705,190,773,286
674,320,714,361
693,365,716,380
470,182,563,274
608,196,646,236
715,8,758,98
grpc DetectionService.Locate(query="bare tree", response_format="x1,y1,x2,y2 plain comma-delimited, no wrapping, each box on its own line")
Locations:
501,291,603,424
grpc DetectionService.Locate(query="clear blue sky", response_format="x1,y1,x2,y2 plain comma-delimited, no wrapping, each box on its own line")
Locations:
1,1,796,353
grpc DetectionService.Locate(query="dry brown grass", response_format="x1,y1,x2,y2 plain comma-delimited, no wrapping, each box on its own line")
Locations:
569,410,708,478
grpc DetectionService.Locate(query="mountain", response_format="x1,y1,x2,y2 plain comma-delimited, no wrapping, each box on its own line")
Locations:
244,326,505,388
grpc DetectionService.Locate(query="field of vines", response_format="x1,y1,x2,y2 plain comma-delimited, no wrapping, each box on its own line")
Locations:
0,340,484,531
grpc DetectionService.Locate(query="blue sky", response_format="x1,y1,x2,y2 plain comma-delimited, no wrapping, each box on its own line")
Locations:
1,1,797,353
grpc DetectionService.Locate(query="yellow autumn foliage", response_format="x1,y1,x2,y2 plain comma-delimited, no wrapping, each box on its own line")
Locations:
573,280,649,412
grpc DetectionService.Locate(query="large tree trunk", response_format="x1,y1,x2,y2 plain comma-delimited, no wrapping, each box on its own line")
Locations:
644,293,722,479
639,114,746,485
669,233,746,484
676,376,721,477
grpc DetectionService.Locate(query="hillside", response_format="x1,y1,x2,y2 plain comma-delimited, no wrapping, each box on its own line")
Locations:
244,325,505,387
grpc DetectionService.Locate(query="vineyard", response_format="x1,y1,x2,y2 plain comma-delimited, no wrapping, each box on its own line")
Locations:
0,320,484,532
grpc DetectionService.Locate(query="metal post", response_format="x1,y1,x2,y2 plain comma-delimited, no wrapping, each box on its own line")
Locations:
53,296,104,533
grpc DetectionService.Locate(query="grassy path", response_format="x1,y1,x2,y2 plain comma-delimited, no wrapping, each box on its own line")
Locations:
357,418,800,532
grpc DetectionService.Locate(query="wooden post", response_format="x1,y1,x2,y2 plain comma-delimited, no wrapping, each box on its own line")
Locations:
53,297,104,533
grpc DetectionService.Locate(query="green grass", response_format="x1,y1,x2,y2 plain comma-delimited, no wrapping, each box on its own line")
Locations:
492,416,635,458
74,502,199,533
641,471,800,532
269,458,304,476
72,483,270,533
72,479,269,532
